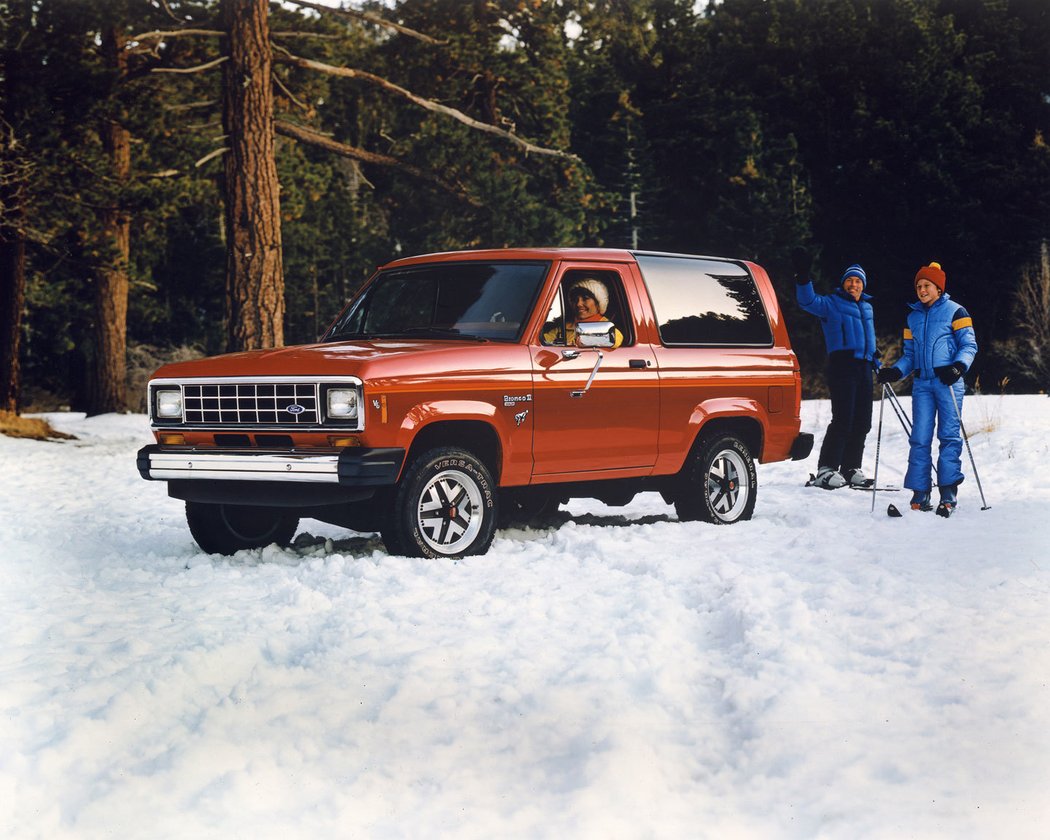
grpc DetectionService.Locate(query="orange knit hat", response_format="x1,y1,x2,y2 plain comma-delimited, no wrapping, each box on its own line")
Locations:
914,261,946,292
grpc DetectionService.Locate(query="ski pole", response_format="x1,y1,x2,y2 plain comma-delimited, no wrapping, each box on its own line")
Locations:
886,386,911,434
947,384,991,511
871,384,887,514
884,384,912,437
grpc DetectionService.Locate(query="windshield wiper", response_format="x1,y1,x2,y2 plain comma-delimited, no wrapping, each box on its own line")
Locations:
326,327,489,342
376,327,489,342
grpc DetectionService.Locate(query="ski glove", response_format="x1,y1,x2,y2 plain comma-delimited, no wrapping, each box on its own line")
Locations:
791,247,811,283
935,363,965,386
876,367,902,384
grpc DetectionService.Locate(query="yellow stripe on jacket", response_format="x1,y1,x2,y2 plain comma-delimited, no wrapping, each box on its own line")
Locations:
952,316,973,331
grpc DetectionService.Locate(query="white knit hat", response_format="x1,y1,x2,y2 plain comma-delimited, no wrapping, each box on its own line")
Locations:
568,277,609,315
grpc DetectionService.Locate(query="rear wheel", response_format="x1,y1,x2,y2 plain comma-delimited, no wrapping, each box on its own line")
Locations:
382,447,497,558
675,434,757,524
185,501,299,555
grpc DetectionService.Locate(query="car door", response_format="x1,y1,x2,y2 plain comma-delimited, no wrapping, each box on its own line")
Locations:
529,263,660,478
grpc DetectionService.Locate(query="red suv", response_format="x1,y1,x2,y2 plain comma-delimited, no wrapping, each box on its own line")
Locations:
138,248,812,557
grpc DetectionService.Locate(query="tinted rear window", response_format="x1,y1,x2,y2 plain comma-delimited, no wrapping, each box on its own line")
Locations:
636,255,772,346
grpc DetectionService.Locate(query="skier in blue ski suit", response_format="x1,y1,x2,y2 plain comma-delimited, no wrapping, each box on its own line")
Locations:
877,262,978,515
795,252,878,489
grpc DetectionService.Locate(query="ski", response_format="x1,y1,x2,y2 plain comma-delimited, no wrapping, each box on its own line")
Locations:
851,484,900,492
887,501,951,517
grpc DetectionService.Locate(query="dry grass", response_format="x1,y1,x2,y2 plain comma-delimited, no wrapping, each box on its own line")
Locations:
970,376,1009,435
0,410,77,441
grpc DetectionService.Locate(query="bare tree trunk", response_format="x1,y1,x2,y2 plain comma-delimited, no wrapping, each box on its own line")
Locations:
0,4,27,413
221,0,284,352
0,203,25,414
87,25,131,415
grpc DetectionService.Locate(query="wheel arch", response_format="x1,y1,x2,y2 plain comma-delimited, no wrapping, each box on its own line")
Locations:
686,416,764,469
405,420,503,482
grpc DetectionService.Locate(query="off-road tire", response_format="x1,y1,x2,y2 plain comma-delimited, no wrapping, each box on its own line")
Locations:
185,501,299,555
675,434,757,525
382,447,498,558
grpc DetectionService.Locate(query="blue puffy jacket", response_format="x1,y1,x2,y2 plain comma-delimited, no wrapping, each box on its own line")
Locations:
796,282,877,363
891,293,978,381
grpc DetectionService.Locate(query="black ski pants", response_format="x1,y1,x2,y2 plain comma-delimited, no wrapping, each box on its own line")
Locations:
817,351,874,474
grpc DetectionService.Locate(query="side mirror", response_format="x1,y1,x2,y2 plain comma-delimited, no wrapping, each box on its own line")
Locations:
575,320,616,348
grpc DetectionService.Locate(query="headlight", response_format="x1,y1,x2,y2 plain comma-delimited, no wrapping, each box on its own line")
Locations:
327,387,359,420
155,388,183,420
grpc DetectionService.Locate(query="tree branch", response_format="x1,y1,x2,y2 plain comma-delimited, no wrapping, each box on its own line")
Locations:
165,100,219,112
158,0,181,24
129,28,223,42
130,27,343,43
275,120,482,207
195,147,228,168
153,56,229,75
284,0,447,45
275,52,579,161
272,71,309,112
272,31,347,41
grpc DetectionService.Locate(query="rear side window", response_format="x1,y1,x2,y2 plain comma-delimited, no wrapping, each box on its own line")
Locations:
636,255,772,346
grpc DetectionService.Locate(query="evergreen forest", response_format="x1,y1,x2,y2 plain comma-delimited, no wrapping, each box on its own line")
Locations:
2,0,1049,415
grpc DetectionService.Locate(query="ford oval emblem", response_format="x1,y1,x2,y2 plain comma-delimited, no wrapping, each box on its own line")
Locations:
285,404,306,415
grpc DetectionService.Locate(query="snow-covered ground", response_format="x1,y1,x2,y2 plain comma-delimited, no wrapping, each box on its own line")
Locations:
2,395,1048,839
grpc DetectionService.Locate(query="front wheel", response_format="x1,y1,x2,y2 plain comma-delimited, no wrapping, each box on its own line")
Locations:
675,435,757,524
382,447,498,558
185,501,299,555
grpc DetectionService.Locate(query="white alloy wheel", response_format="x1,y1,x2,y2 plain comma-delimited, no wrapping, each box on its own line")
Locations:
705,445,751,522
416,467,484,555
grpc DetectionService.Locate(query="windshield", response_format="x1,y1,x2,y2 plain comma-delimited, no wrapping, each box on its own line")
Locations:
324,261,550,343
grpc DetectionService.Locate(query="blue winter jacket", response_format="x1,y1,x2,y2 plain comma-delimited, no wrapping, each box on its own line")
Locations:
796,282,877,362
891,292,978,381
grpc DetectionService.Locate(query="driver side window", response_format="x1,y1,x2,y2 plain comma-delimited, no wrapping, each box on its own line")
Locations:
540,269,632,347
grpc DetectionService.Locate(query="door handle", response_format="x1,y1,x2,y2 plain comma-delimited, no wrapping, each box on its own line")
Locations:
629,359,651,369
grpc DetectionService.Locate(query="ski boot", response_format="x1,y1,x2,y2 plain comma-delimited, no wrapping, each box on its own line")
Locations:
806,466,847,490
844,468,874,489
936,484,958,518
909,490,933,512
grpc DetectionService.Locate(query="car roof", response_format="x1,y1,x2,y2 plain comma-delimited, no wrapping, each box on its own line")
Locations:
379,247,635,270
377,247,747,274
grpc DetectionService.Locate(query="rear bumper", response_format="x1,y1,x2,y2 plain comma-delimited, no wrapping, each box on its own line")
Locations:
790,433,814,461
137,445,405,486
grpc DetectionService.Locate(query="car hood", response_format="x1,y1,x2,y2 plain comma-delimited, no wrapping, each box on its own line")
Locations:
151,339,528,381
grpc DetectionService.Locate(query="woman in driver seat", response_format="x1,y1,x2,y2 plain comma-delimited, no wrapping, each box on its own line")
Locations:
545,276,624,349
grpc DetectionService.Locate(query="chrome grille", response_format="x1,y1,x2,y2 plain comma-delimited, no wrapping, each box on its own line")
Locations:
183,382,319,425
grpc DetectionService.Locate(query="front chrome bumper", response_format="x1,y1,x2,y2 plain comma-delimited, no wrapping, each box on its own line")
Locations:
137,445,404,486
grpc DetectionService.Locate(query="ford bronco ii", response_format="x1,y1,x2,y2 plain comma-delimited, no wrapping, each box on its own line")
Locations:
138,248,812,557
